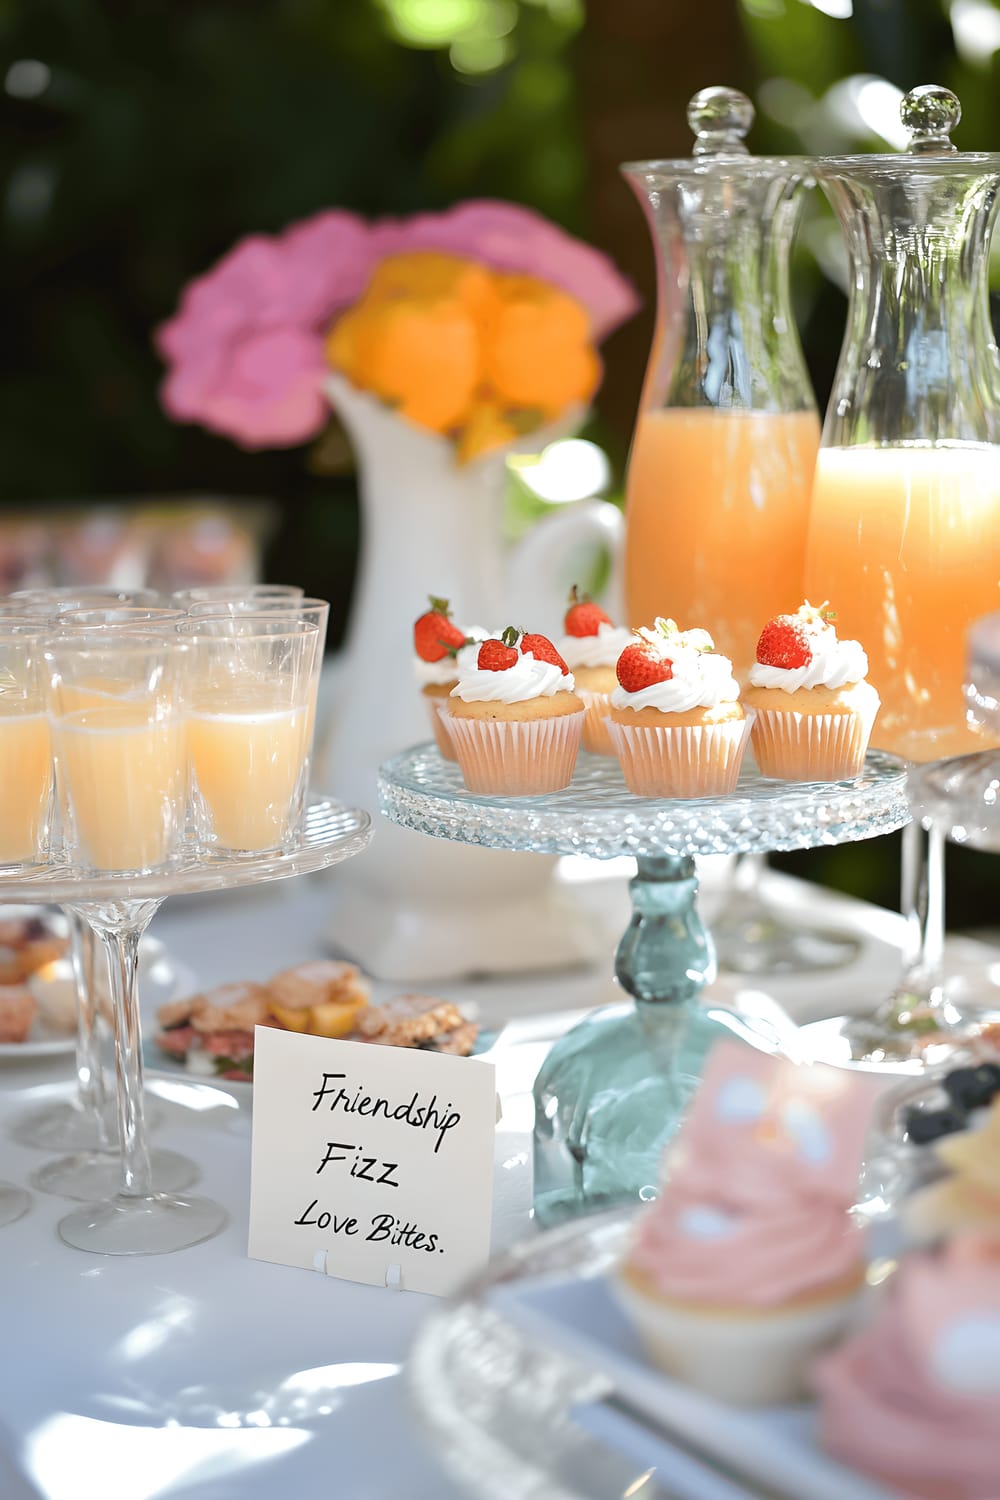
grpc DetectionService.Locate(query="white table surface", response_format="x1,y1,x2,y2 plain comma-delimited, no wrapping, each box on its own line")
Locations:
0,863,997,1500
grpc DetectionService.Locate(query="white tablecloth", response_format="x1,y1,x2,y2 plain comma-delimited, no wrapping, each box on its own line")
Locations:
1,866,996,1500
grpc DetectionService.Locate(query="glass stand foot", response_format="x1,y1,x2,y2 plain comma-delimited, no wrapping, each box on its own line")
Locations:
58,1192,229,1256
32,1147,199,1201
802,996,1000,1071
0,1181,30,1227
9,1094,160,1152
714,905,860,975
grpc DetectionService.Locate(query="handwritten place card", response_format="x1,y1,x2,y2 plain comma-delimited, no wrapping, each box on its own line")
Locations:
248,1027,496,1296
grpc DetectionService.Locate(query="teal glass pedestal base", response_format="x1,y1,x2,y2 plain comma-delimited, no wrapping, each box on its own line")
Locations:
379,746,909,1223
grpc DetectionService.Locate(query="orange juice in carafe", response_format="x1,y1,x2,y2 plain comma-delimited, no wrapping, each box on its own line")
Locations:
805,445,1000,760
626,408,820,671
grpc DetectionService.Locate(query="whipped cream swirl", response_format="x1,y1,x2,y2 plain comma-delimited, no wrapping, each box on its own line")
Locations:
749,625,868,694
612,642,740,715
413,628,488,687
557,622,634,671
452,649,575,704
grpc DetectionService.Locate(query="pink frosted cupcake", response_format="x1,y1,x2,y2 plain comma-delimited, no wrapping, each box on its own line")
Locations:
606,619,750,797
446,628,584,795
743,602,880,781
412,596,485,761
556,587,633,756
614,1046,876,1406
815,1235,1000,1499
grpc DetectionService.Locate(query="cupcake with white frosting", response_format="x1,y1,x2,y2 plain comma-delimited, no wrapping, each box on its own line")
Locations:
556,586,634,756
447,627,584,795
743,602,879,781
412,596,486,760
607,618,749,797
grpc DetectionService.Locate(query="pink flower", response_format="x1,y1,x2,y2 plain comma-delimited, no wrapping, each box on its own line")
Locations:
157,211,375,449
370,200,639,342
156,200,638,450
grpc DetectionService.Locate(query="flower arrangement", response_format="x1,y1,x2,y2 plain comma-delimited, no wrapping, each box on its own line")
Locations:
157,200,637,461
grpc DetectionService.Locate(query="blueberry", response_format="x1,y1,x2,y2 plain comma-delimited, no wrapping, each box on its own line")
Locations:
903,1105,967,1144
942,1064,1000,1113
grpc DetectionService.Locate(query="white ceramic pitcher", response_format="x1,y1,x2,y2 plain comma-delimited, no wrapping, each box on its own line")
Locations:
319,372,624,980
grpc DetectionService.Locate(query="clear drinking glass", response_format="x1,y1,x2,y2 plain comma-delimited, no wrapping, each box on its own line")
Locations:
43,631,226,1253
9,587,161,609
178,617,322,855
802,86,1000,1062
59,606,188,630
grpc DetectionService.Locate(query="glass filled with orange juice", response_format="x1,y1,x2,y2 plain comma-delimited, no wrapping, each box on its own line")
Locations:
805,88,1000,764
0,630,52,866
44,631,189,874
622,88,818,674
179,616,322,855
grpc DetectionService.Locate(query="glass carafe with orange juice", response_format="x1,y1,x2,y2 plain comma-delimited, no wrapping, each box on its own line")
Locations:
800,86,1000,1067
805,87,1000,763
622,87,819,675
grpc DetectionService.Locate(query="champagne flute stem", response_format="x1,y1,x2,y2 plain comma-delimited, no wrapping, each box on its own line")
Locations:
895,819,946,1009
77,901,162,1198
67,909,114,1148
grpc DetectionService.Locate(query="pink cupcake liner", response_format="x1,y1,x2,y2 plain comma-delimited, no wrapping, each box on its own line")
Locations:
425,697,457,761
577,689,614,756
447,710,584,795
750,703,876,782
606,716,751,798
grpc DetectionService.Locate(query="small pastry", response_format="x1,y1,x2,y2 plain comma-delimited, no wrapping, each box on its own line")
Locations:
268,960,370,1040
614,1045,876,1406
815,1234,1000,1499
743,602,879,781
556,586,633,755
413,596,485,761
0,983,36,1043
355,994,478,1054
607,619,749,797
447,628,584,795
155,981,273,1080
0,915,68,984
27,962,80,1036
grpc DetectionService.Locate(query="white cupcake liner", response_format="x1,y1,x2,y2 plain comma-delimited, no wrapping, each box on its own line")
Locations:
447,710,584,795
614,1272,863,1407
606,715,751,798
751,699,877,782
425,697,457,761
577,689,614,756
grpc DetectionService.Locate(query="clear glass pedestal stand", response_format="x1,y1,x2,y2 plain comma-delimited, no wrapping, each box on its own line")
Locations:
379,746,908,1225
0,796,372,1254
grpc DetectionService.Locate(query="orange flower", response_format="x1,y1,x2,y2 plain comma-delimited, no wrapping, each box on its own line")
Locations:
347,297,480,433
482,275,600,417
365,252,500,329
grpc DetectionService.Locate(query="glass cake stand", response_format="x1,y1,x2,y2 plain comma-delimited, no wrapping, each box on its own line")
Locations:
379,746,909,1224
0,796,372,1255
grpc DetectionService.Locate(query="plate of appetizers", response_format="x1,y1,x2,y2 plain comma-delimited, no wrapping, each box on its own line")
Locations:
145,958,490,1087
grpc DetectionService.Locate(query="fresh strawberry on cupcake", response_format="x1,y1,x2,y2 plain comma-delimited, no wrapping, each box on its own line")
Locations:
607,618,749,797
447,627,584,794
556,586,633,756
413,596,485,761
743,602,880,781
